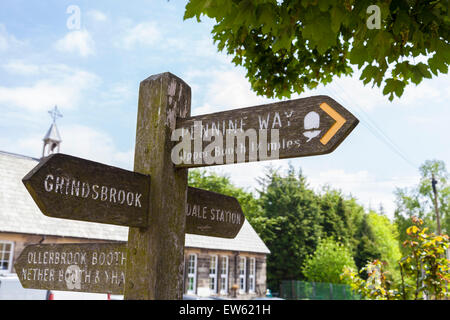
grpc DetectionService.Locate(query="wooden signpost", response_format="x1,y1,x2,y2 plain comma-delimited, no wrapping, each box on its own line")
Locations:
15,243,127,294
124,73,191,300
186,187,244,238
174,95,358,167
16,72,358,300
21,153,244,238
22,153,150,228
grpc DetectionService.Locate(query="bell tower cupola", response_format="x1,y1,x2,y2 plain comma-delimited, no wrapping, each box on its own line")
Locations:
42,105,62,158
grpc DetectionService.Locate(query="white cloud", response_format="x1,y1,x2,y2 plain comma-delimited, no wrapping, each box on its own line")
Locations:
166,35,222,59
315,68,450,112
95,81,136,111
2,60,39,75
101,82,134,102
310,72,390,113
118,22,161,49
0,24,23,51
395,74,449,107
0,33,8,51
59,124,134,169
188,67,275,116
0,63,100,111
54,30,95,57
87,10,108,22
307,169,419,217
11,125,134,170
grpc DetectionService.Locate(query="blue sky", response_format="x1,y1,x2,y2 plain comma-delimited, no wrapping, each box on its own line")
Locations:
1,1,449,218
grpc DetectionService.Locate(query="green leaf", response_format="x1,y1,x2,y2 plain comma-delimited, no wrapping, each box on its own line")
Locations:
392,61,411,78
383,78,405,101
184,0,212,22
272,33,292,52
330,5,346,33
302,13,336,54
318,0,333,12
257,3,277,34
234,0,256,27
416,63,432,79
411,67,423,85
360,65,379,85
370,31,393,62
428,54,448,76
392,11,410,36
349,45,367,67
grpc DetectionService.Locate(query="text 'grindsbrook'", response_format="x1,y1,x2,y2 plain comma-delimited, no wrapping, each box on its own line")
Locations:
43,174,143,207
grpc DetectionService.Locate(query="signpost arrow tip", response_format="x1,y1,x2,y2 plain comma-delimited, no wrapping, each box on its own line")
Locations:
319,102,348,145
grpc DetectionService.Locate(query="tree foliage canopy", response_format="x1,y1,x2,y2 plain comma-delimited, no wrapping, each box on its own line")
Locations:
255,167,323,287
184,0,449,100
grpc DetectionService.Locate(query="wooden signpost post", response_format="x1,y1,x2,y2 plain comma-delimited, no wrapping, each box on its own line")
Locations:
17,72,358,300
124,73,191,300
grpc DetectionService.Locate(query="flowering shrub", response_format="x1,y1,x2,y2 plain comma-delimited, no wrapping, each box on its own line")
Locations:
342,217,449,300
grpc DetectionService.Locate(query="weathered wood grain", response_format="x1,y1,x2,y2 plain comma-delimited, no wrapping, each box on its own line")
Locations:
22,153,150,228
124,72,191,300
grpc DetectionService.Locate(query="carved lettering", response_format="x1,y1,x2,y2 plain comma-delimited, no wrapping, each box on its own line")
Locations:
42,175,143,208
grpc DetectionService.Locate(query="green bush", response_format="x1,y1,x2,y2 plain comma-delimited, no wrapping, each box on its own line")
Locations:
303,237,356,284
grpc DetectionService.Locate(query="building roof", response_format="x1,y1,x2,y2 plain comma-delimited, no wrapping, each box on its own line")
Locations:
0,150,270,254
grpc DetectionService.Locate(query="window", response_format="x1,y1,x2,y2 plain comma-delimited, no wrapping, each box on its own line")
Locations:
220,256,228,294
239,256,246,293
209,255,218,294
249,257,256,293
187,254,197,294
0,241,14,273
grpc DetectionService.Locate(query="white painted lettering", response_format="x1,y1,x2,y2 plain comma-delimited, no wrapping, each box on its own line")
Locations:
118,190,125,204
101,186,108,201
258,113,270,129
71,180,80,196
135,193,142,207
92,184,99,200
55,176,64,194
126,192,134,206
110,187,117,203
44,174,54,192
81,182,90,198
